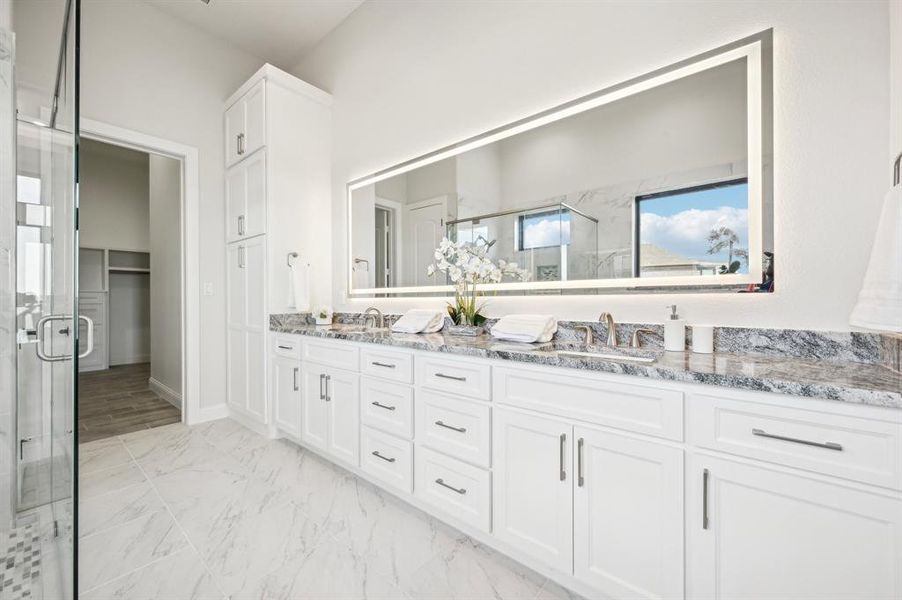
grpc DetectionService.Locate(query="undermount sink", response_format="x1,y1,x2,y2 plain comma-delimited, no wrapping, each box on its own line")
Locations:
555,345,660,364
326,324,390,333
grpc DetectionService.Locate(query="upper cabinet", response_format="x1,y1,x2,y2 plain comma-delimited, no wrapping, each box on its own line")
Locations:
226,150,266,243
225,80,266,167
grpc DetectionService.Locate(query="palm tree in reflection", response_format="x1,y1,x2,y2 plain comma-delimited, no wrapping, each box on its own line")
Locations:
706,226,748,274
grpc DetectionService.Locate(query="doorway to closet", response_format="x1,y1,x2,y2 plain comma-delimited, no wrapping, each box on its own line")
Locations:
77,138,183,442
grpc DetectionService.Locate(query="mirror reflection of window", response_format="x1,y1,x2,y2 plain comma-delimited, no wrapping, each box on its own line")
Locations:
635,178,749,277
517,210,571,251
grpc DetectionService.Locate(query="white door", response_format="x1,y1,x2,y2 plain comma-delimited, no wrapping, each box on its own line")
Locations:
687,455,902,600
224,99,244,167
272,355,301,438
243,150,266,239
301,366,329,451
574,427,684,599
242,80,266,157
404,198,446,286
225,162,246,243
493,407,573,572
326,367,360,466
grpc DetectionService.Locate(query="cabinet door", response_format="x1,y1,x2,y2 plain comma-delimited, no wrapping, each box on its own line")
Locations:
243,150,266,239
227,330,247,413
246,330,266,422
225,162,246,243
273,355,301,438
226,243,246,329
493,408,573,572
226,244,247,412
326,367,360,466
574,427,684,599
242,80,266,157
224,99,244,167
301,366,329,451
688,455,902,600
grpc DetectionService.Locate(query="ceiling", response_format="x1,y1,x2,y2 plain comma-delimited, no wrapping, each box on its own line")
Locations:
143,0,364,69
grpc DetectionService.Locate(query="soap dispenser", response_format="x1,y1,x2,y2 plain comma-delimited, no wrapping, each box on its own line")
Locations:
664,305,686,351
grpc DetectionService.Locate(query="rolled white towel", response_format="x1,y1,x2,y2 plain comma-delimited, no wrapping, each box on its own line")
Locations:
391,309,445,334
490,314,557,343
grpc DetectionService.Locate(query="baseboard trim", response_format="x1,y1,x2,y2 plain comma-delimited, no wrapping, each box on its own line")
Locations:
148,377,182,409
190,404,230,425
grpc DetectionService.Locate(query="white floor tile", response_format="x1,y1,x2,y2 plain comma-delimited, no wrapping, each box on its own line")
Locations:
78,481,164,538
80,462,146,499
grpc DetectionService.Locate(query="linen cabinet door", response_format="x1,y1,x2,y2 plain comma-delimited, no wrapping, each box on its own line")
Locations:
224,98,244,167
242,80,266,157
226,244,247,412
225,160,246,243
492,407,573,573
574,427,684,599
242,150,266,239
687,455,902,600
300,366,328,451
326,368,360,467
272,355,301,438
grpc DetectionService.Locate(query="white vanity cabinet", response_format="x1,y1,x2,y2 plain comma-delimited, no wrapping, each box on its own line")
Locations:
264,334,902,600
224,64,331,431
687,455,902,600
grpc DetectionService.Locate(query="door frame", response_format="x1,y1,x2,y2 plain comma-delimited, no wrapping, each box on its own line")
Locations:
79,118,200,424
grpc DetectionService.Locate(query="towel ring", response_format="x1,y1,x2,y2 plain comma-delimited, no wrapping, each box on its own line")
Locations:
287,252,299,267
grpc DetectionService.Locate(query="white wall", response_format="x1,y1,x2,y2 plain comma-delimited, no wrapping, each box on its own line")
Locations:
79,0,262,409
79,139,149,251
295,0,891,331
892,0,902,163
149,154,182,400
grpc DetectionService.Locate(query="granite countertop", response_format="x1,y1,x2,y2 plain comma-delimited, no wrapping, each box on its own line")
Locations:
270,323,902,409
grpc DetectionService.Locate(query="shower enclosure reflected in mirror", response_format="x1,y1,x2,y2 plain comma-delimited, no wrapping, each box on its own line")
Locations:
348,31,773,297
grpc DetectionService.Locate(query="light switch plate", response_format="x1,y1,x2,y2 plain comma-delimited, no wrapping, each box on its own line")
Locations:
203,282,213,296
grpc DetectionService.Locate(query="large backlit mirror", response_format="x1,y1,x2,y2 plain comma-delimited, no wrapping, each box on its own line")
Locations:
348,31,773,297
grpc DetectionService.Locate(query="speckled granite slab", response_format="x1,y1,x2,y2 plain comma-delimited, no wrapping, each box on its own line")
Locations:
269,318,902,409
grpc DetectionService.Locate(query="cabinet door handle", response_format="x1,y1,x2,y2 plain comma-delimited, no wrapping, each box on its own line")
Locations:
577,437,585,487
325,375,331,402
319,373,325,400
238,215,245,236
435,478,466,495
371,401,396,411
237,132,245,155
371,451,396,463
293,367,299,392
435,372,466,382
371,361,396,369
751,428,843,451
238,245,245,268
277,345,293,350
435,420,466,434
559,433,567,481
702,468,710,530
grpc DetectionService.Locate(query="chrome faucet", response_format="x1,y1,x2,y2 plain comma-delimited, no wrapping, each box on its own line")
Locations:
630,328,657,348
363,307,384,329
598,312,617,346
574,325,594,345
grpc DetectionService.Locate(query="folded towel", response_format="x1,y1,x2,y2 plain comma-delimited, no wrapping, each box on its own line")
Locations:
391,309,445,334
289,261,311,312
491,314,557,343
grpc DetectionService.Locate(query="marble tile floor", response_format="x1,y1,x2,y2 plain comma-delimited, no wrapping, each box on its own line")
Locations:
78,419,580,600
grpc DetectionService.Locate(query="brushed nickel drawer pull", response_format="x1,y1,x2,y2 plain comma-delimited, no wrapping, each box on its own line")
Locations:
319,373,325,400
371,401,396,411
577,437,585,487
751,428,843,451
559,433,567,481
435,478,466,495
371,361,396,369
371,451,396,463
277,345,293,350
435,420,466,434
324,375,331,402
293,367,299,392
702,468,710,530
435,372,466,382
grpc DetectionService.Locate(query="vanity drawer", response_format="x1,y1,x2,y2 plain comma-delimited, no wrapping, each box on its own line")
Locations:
689,394,902,489
361,426,413,494
417,390,491,468
415,447,491,532
493,365,683,441
360,378,414,439
361,346,414,384
272,334,301,359
302,338,359,371
417,355,492,401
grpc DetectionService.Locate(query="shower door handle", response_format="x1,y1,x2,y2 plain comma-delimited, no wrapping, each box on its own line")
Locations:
35,314,94,362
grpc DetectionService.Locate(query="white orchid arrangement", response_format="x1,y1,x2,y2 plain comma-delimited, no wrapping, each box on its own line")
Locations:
426,237,530,326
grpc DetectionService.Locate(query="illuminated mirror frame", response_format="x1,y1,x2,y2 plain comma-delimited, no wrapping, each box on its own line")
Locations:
347,31,772,297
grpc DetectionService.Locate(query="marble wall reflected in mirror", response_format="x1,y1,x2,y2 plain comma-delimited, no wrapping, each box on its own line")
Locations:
348,33,773,296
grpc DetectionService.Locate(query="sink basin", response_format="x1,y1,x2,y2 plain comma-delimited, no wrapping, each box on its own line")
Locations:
325,324,390,334
555,345,660,364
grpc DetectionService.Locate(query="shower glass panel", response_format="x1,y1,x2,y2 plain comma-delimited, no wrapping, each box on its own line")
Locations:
3,0,79,598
